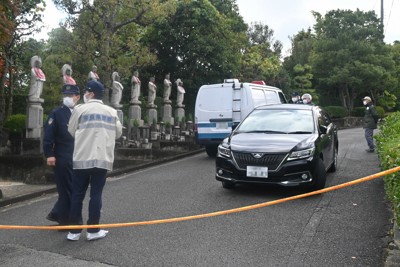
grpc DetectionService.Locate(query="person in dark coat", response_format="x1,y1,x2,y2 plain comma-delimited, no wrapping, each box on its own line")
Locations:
43,84,80,225
362,96,378,152
290,92,302,104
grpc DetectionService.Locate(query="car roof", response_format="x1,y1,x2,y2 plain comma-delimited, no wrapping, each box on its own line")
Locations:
254,103,317,111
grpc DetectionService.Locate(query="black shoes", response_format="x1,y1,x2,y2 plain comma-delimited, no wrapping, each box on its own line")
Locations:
46,212,58,222
365,148,375,153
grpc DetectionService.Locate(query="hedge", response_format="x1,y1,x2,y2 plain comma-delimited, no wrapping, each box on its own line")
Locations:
3,114,26,133
324,106,347,118
375,111,400,226
352,106,385,118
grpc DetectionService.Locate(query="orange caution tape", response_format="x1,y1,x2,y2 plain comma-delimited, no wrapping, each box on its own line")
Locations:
1,166,399,231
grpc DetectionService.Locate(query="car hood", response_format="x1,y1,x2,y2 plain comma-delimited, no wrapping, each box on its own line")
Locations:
228,133,316,153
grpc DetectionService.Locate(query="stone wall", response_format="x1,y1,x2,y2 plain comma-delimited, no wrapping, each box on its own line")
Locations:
0,140,202,184
332,117,363,129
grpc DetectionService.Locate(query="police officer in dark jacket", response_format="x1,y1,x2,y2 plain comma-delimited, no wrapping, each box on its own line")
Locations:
43,84,80,225
362,96,378,152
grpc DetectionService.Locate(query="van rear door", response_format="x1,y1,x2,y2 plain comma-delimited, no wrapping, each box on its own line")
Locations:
195,85,233,144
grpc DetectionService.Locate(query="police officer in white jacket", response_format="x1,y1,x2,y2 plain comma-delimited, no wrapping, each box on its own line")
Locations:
67,80,122,241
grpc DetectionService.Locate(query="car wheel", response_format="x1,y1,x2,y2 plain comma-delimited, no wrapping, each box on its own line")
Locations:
205,145,218,157
309,158,327,191
222,181,235,189
328,146,338,173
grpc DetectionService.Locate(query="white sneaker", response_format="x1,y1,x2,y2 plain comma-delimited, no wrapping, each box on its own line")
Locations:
86,230,109,241
67,232,81,241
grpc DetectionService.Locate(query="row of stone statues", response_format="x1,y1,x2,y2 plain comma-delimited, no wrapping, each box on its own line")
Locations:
28,56,185,108
127,71,185,107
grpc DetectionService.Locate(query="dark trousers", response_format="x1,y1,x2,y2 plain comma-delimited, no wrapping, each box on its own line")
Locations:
364,128,375,149
53,159,73,225
69,168,107,234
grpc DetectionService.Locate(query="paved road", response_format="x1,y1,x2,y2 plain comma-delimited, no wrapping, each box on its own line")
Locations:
0,128,392,266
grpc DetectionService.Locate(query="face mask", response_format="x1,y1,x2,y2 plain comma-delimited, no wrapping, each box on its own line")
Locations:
363,101,368,106
84,94,89,103
63,97,75,108
303,99,308,104
292,98,298,102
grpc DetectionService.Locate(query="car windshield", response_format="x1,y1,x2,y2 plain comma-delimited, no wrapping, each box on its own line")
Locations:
236,109,315,134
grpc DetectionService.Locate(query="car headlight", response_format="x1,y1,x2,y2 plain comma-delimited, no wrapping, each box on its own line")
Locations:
218,144,231,158
287,147,315,161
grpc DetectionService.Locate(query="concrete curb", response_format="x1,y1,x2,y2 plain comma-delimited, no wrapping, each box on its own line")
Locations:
0,148,205,208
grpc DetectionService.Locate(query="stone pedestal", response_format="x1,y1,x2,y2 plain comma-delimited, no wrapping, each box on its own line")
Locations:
26,102,43,139
25,102,43,154
147,107,158,125
175,107,185,125
128,104,143,140
116,109,123,127
162,103,174,125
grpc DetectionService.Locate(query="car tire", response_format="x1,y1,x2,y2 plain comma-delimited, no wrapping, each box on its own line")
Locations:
328,146,338,173
309,158,327,191
222,181,235,189
205,145,218,157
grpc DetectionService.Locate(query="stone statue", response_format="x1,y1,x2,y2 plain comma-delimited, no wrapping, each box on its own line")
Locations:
163,73,172,103
130,70,141,104
61,64,76,85
88,65,99,81
29,56,46,102
147,76,157,108
176,78,185,107
111,71,124,108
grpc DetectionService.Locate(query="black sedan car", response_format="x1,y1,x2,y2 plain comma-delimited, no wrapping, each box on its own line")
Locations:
216,104,338,190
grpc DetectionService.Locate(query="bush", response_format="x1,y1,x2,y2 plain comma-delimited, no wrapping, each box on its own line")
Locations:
375,106,385,118
375,111,400,226
323,106,347,118
3,114,26,133
351,106,385,118
351,107,365,117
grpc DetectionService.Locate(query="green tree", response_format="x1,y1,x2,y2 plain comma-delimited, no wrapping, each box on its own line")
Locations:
239,22,283,87
0,0,45,143
144,0,247,110
54,0,176,103
292,64,313,90
283,28,315,90
310,9,395,110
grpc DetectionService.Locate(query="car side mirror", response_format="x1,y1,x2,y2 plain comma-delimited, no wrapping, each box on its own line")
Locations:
319,125,327,134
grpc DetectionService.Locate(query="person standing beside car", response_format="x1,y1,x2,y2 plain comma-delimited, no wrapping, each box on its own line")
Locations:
301,93,314,105
362,96,378,152
290,92,302,104
67,80,123,241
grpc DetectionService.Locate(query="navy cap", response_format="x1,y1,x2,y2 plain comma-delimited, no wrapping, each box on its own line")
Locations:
62,84,80,95
291,91,300,97
86,80,104,96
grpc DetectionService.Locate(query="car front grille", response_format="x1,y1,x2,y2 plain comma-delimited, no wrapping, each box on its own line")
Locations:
232,152,287,171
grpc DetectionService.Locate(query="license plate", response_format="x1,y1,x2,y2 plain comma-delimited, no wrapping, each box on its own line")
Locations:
246,166,268,178
216,122,228,129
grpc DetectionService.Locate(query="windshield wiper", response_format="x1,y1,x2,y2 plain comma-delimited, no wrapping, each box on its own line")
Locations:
241,130,287,134
287,131,313,134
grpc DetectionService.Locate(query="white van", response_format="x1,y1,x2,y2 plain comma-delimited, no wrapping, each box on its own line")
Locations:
195,79,287,156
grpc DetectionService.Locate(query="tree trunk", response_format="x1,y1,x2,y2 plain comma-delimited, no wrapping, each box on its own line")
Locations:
0,57,8,146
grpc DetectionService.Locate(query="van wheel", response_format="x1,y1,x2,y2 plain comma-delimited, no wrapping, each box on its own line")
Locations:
205,145,218,157
222,181,235,189
309,158,327,191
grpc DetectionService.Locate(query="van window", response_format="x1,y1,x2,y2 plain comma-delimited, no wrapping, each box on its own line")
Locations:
251,89,281,107
197,87,232,111
278,92,287,103
265,90,280,103
251,89,266,107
